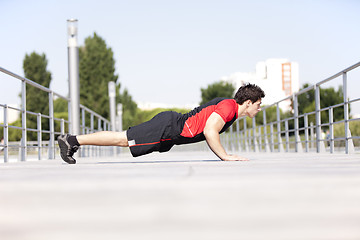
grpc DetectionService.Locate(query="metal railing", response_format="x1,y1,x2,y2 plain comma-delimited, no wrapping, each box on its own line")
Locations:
2,61,359,163
223,61,360,154
0,66,114,163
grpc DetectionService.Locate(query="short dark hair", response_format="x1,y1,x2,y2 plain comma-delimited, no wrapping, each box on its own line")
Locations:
234,83,265,104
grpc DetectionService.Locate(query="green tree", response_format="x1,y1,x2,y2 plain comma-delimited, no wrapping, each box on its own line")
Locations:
54,98,68,113
255,105,280,125
79,33,118,120
297,83,347,127
23,52,52,140
79,32,138,130
117,86,138,130
200,81,235,105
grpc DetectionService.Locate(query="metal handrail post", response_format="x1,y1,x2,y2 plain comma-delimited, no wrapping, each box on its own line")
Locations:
98,118,102,156
243,118,248,152
285,120,289,152
270,123,274,152
81,108,86,135
315,85,322,153
263,109,270,152
329,108,334,153
67,100,72,136
239,121,244,151
230,125,234,152
343,72,349,154
310,122,315,151
90,113,94,132
21,80,27,161
37,113,42,160
236,120,240,152
252,117,257,152
293,94,300,152
258,126,262,152
81,107,85,157
3,105,9,163
60,119,65,135
90,113,94,157
304,114,309,152
276,103,283,152
48,92,55,159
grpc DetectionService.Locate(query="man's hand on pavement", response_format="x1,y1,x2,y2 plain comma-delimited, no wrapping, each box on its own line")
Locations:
221,154,249,161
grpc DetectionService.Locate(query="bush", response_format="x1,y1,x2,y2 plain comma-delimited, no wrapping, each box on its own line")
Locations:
333,120,360,137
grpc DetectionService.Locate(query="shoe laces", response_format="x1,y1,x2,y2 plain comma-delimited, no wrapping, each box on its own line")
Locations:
68,145,79,156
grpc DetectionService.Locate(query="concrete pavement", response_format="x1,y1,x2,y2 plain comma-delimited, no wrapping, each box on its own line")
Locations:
0,151,360,240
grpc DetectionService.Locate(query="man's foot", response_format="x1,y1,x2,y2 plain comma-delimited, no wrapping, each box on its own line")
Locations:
57,134,79,164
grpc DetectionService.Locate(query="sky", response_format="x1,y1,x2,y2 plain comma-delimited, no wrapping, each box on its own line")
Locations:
1,0,360,114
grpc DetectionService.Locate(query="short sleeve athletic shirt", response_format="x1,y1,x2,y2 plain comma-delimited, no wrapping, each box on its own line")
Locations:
173,97,239,145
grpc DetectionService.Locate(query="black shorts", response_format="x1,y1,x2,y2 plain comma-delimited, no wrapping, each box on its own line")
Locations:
126,111,178,157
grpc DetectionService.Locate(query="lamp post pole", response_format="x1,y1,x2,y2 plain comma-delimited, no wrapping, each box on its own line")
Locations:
67,19,80,136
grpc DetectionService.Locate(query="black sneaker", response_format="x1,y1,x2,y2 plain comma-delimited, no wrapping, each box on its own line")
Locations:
57,134,79,164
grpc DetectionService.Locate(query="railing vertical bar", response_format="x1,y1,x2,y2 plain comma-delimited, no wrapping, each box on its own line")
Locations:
60,119,65,135
98,118,102,156
3,105,9,163
252,118,257,152
37,113,42,160
276,103,282,152
236,120,240,152
315,85,322,153
304,114,309,152
48,92,55,159
240,122,244,151
81,108,86,157
90,113,94,157
230,125,234,152
263,109,269,152
293,94,300,152
343,72,349,154
329,108,334,153
285,120,289,152
21,80,27,162
243,118,248,152
258,126,262,152
82,108,86,135
270,123,274,152
68,100,72,135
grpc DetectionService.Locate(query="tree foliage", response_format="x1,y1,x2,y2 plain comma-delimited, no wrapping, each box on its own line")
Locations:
23,52,52,140
79,33,138,130
79,33,118,120
200,81,235,105
54,98,68,113
117,87,138,130
297,83,347,126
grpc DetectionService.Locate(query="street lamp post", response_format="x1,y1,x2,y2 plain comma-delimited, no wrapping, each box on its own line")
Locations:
67,19,80,136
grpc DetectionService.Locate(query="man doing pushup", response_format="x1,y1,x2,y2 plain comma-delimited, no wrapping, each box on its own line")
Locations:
58,83,265,164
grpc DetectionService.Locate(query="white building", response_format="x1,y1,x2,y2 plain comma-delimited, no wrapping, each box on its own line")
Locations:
222,59,300,111
0,104,20,124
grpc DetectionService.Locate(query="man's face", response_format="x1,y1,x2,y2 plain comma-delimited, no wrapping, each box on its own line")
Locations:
247,99,262,118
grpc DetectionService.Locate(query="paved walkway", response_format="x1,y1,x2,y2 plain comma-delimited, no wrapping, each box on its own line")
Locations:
0,151,360,240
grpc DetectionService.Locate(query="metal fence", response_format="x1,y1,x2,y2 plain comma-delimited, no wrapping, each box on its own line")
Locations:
222,61,360,154
0,67,114,163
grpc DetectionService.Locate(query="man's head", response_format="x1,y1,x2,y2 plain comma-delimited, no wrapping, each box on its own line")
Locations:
234,83,265,118
234,83,265,105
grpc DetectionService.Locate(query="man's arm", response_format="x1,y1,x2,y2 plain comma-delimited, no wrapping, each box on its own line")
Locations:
203,112,249,161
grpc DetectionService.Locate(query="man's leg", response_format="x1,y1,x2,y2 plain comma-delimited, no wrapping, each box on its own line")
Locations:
77,131,129,147
58,131,129,164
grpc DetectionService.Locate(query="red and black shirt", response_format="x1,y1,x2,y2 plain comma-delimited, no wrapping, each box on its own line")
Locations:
173,97,239,145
